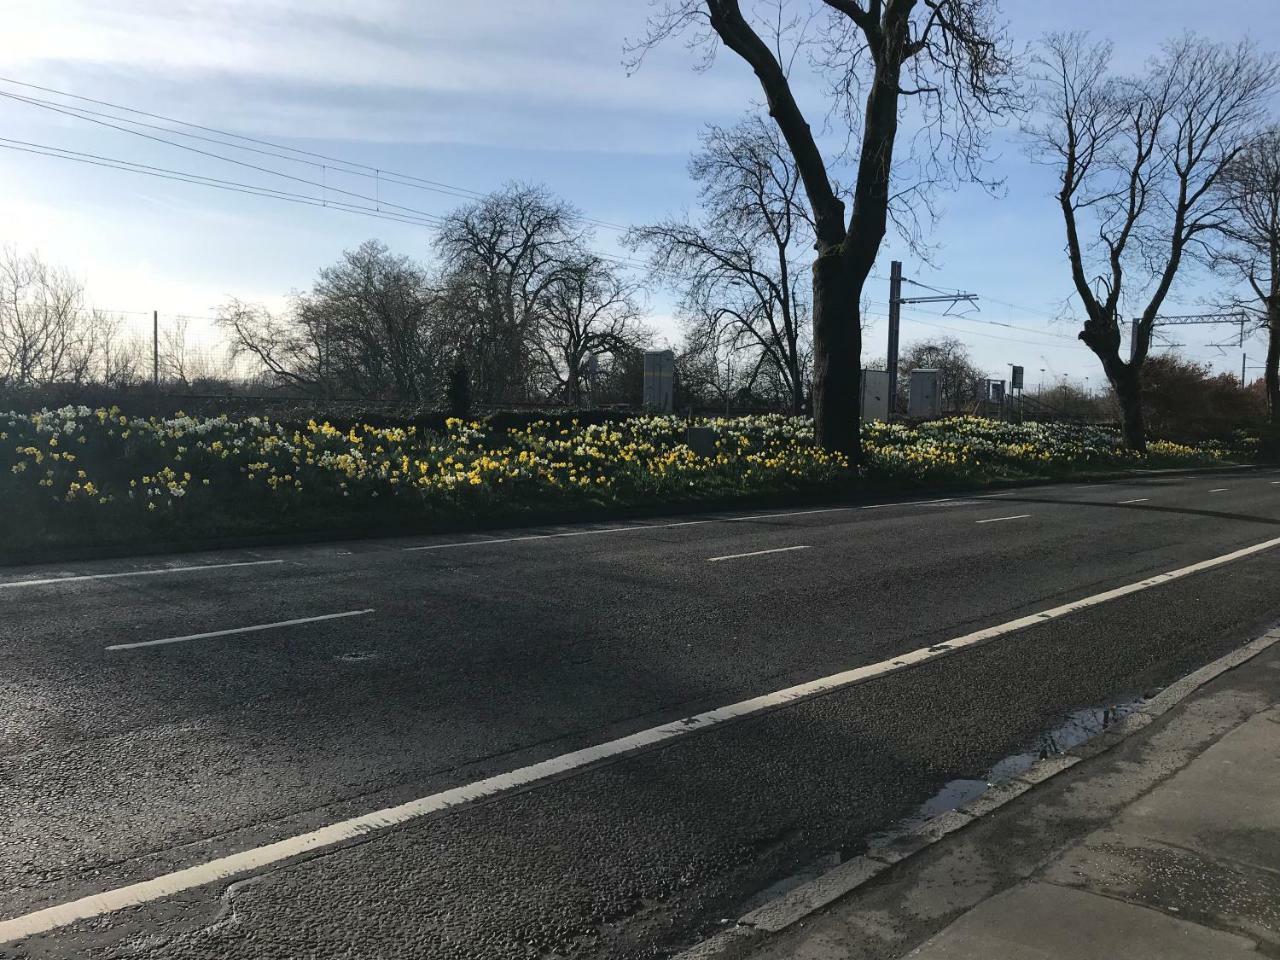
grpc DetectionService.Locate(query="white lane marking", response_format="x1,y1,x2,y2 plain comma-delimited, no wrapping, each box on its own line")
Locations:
105,610,375,651
0,559,284,590
978,492,1016,498
1209,488,1228,493
974,514,1031,524
708,545,811,563
407,504,962,555
860,498,955,509
1271,481,1280,485
402,507,853,551
8,533,1280,943
1118,498,1150,504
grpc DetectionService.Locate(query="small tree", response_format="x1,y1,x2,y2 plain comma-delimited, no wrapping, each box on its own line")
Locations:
628,116,812,413
218,298,325,393
434,183,583,404
1027,33,1278,450
0,247,92,386
221,241,442,400
535,255,648,406
1142,352,1265,441
1215,127,1280,423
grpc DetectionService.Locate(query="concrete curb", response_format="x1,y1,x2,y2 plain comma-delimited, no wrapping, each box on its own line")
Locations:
672,626,1280,959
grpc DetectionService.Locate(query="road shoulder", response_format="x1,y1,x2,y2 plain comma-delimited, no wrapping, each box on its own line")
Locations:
682,626,1280,960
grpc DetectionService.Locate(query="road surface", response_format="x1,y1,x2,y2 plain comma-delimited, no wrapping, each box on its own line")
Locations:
3,466,1280,958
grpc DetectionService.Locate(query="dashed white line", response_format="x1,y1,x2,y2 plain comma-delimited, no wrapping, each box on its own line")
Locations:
860,498,956,509
9,532,1280,943
105,609,375,651
403,500,967,552
707,545,811,562
402,507,852,551
974,514,1031,524
1209,488,1229,493
1118,498,1150,504
0,559,284,590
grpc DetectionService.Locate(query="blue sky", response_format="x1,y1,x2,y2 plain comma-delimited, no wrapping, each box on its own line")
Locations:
2,0,1278,386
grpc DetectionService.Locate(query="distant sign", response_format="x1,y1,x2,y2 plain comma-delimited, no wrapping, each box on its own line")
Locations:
1011,365,1025,390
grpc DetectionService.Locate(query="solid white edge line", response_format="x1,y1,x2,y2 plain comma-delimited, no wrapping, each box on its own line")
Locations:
105,609,375,651
0,559,285,590
707,546,811,563
8,532,1280,942
974,514,1031,524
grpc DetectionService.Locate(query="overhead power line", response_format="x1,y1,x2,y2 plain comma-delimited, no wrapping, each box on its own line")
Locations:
0,76,629,233
0,138,445,230
0,88,482,206
0,90,451,226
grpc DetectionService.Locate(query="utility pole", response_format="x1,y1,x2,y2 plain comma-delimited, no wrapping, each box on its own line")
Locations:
887,263,978,419
1242,352,1248,385
886,260,902,420
152,310,159,396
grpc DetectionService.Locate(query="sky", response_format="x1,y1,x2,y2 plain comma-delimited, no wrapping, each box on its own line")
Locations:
2,0,1279,388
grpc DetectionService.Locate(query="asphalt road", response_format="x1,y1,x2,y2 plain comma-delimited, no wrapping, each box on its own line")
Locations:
3,466,1280,958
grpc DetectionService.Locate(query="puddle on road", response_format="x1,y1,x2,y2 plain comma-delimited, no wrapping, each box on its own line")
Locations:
865,695,1145,847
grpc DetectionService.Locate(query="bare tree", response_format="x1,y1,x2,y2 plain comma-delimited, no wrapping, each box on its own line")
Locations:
897,335,985,412
1027,33,1278,449
95,314,145,387
159,316,220,387
0,247,91,385
535,255,648,405
629,116,812,413
628,0,1018,456
299,240,439,402
1215,127,1280,422
222,244,442,401
434,183,584,404
218,298,325,392
676,321,763,412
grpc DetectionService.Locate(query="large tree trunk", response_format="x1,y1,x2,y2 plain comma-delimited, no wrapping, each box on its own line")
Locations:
1112,365,1146,452
1265,301,1280,425
811,251,861,459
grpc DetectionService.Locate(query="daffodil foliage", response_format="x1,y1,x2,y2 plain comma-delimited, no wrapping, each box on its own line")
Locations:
0,407,1241,548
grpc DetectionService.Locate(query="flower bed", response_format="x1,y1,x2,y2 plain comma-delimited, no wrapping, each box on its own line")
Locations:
0,408,1242,555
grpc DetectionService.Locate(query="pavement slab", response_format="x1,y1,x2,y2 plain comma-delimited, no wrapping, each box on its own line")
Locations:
902,883,1260,960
